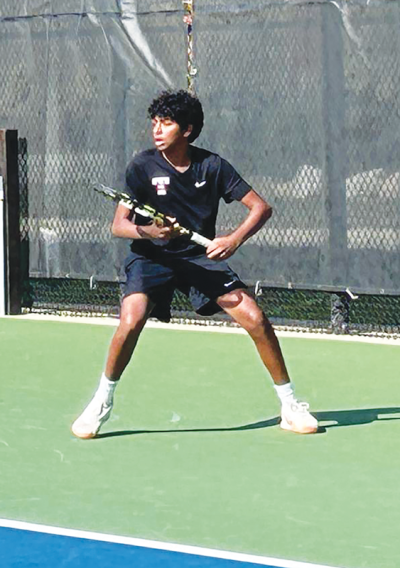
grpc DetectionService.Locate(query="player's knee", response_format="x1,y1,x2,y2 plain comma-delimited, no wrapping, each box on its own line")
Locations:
120,310,147,332
119,308,147,335
119,293,151,332
240,307,266,336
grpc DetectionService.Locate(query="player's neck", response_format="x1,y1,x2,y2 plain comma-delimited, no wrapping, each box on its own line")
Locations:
161,144,191,173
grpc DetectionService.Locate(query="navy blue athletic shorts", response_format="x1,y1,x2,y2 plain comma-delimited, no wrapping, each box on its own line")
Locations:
123,251,246,322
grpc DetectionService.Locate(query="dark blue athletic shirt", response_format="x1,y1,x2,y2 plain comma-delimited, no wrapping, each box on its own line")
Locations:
124,146,251,256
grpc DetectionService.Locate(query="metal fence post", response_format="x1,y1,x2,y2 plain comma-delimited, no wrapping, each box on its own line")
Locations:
321,4,349,291
331,292,350,334
0,129,22,315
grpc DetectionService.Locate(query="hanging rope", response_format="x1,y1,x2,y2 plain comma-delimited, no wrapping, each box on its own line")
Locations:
183,1,197,93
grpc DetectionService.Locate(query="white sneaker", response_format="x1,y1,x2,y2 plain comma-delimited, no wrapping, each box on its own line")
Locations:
280,401,318,434
71,397,113,439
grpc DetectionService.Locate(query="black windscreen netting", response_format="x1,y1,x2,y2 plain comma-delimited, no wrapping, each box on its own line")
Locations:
2,0,400,335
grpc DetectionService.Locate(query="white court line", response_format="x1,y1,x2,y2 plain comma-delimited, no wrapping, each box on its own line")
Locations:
0,518,339,568
2,313,400,345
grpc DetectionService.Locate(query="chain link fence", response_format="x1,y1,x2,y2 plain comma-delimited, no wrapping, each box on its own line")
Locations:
1,0,400,335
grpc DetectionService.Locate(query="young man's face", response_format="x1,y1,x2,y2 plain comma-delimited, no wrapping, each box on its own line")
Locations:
151,116,191,152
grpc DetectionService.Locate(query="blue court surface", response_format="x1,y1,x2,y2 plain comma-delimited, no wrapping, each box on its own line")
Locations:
0,520,337,568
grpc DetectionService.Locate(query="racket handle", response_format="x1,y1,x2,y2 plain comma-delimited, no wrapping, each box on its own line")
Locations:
190,232,212,248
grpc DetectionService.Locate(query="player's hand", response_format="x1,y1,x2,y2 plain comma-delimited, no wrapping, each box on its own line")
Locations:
206,236,240,261
138,217,181,241
165,216,184,239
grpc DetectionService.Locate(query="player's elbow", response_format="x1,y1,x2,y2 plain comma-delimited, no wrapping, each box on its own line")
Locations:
261,203,273,222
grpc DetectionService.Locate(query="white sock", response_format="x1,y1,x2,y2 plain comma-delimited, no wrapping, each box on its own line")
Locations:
274,382,295,406
95,373,118,405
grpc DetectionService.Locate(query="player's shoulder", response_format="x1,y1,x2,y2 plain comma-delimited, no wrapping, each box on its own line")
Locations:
191,146,223,168
127,148,157,171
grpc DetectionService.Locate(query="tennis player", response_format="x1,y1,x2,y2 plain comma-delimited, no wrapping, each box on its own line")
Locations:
72,90,318,438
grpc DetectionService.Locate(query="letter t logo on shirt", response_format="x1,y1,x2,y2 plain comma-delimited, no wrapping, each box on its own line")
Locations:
152,176,170,196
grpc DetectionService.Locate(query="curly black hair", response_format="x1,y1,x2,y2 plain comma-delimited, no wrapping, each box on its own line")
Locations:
148,90,204,143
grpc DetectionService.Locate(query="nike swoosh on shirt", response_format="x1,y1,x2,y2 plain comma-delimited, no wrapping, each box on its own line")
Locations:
195,181,206,188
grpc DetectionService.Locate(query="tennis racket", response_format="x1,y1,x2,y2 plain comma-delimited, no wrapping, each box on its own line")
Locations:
92,182,212,248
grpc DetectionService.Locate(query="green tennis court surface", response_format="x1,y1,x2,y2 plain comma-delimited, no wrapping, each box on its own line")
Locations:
1,317,399,568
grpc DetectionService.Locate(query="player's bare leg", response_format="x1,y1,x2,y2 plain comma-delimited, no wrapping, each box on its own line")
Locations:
71,293,153,439
217,289,318,433
106,293,155,380
217,289,289,384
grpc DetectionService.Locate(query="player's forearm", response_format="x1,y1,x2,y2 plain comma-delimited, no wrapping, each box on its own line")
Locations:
112,218,152,240
230,202,272,246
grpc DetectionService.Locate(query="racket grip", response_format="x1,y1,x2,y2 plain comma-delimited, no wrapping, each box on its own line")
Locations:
190,232,212,248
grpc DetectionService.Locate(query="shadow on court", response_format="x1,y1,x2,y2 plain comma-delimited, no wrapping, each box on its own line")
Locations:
314,406,400,431
96,406,400,438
